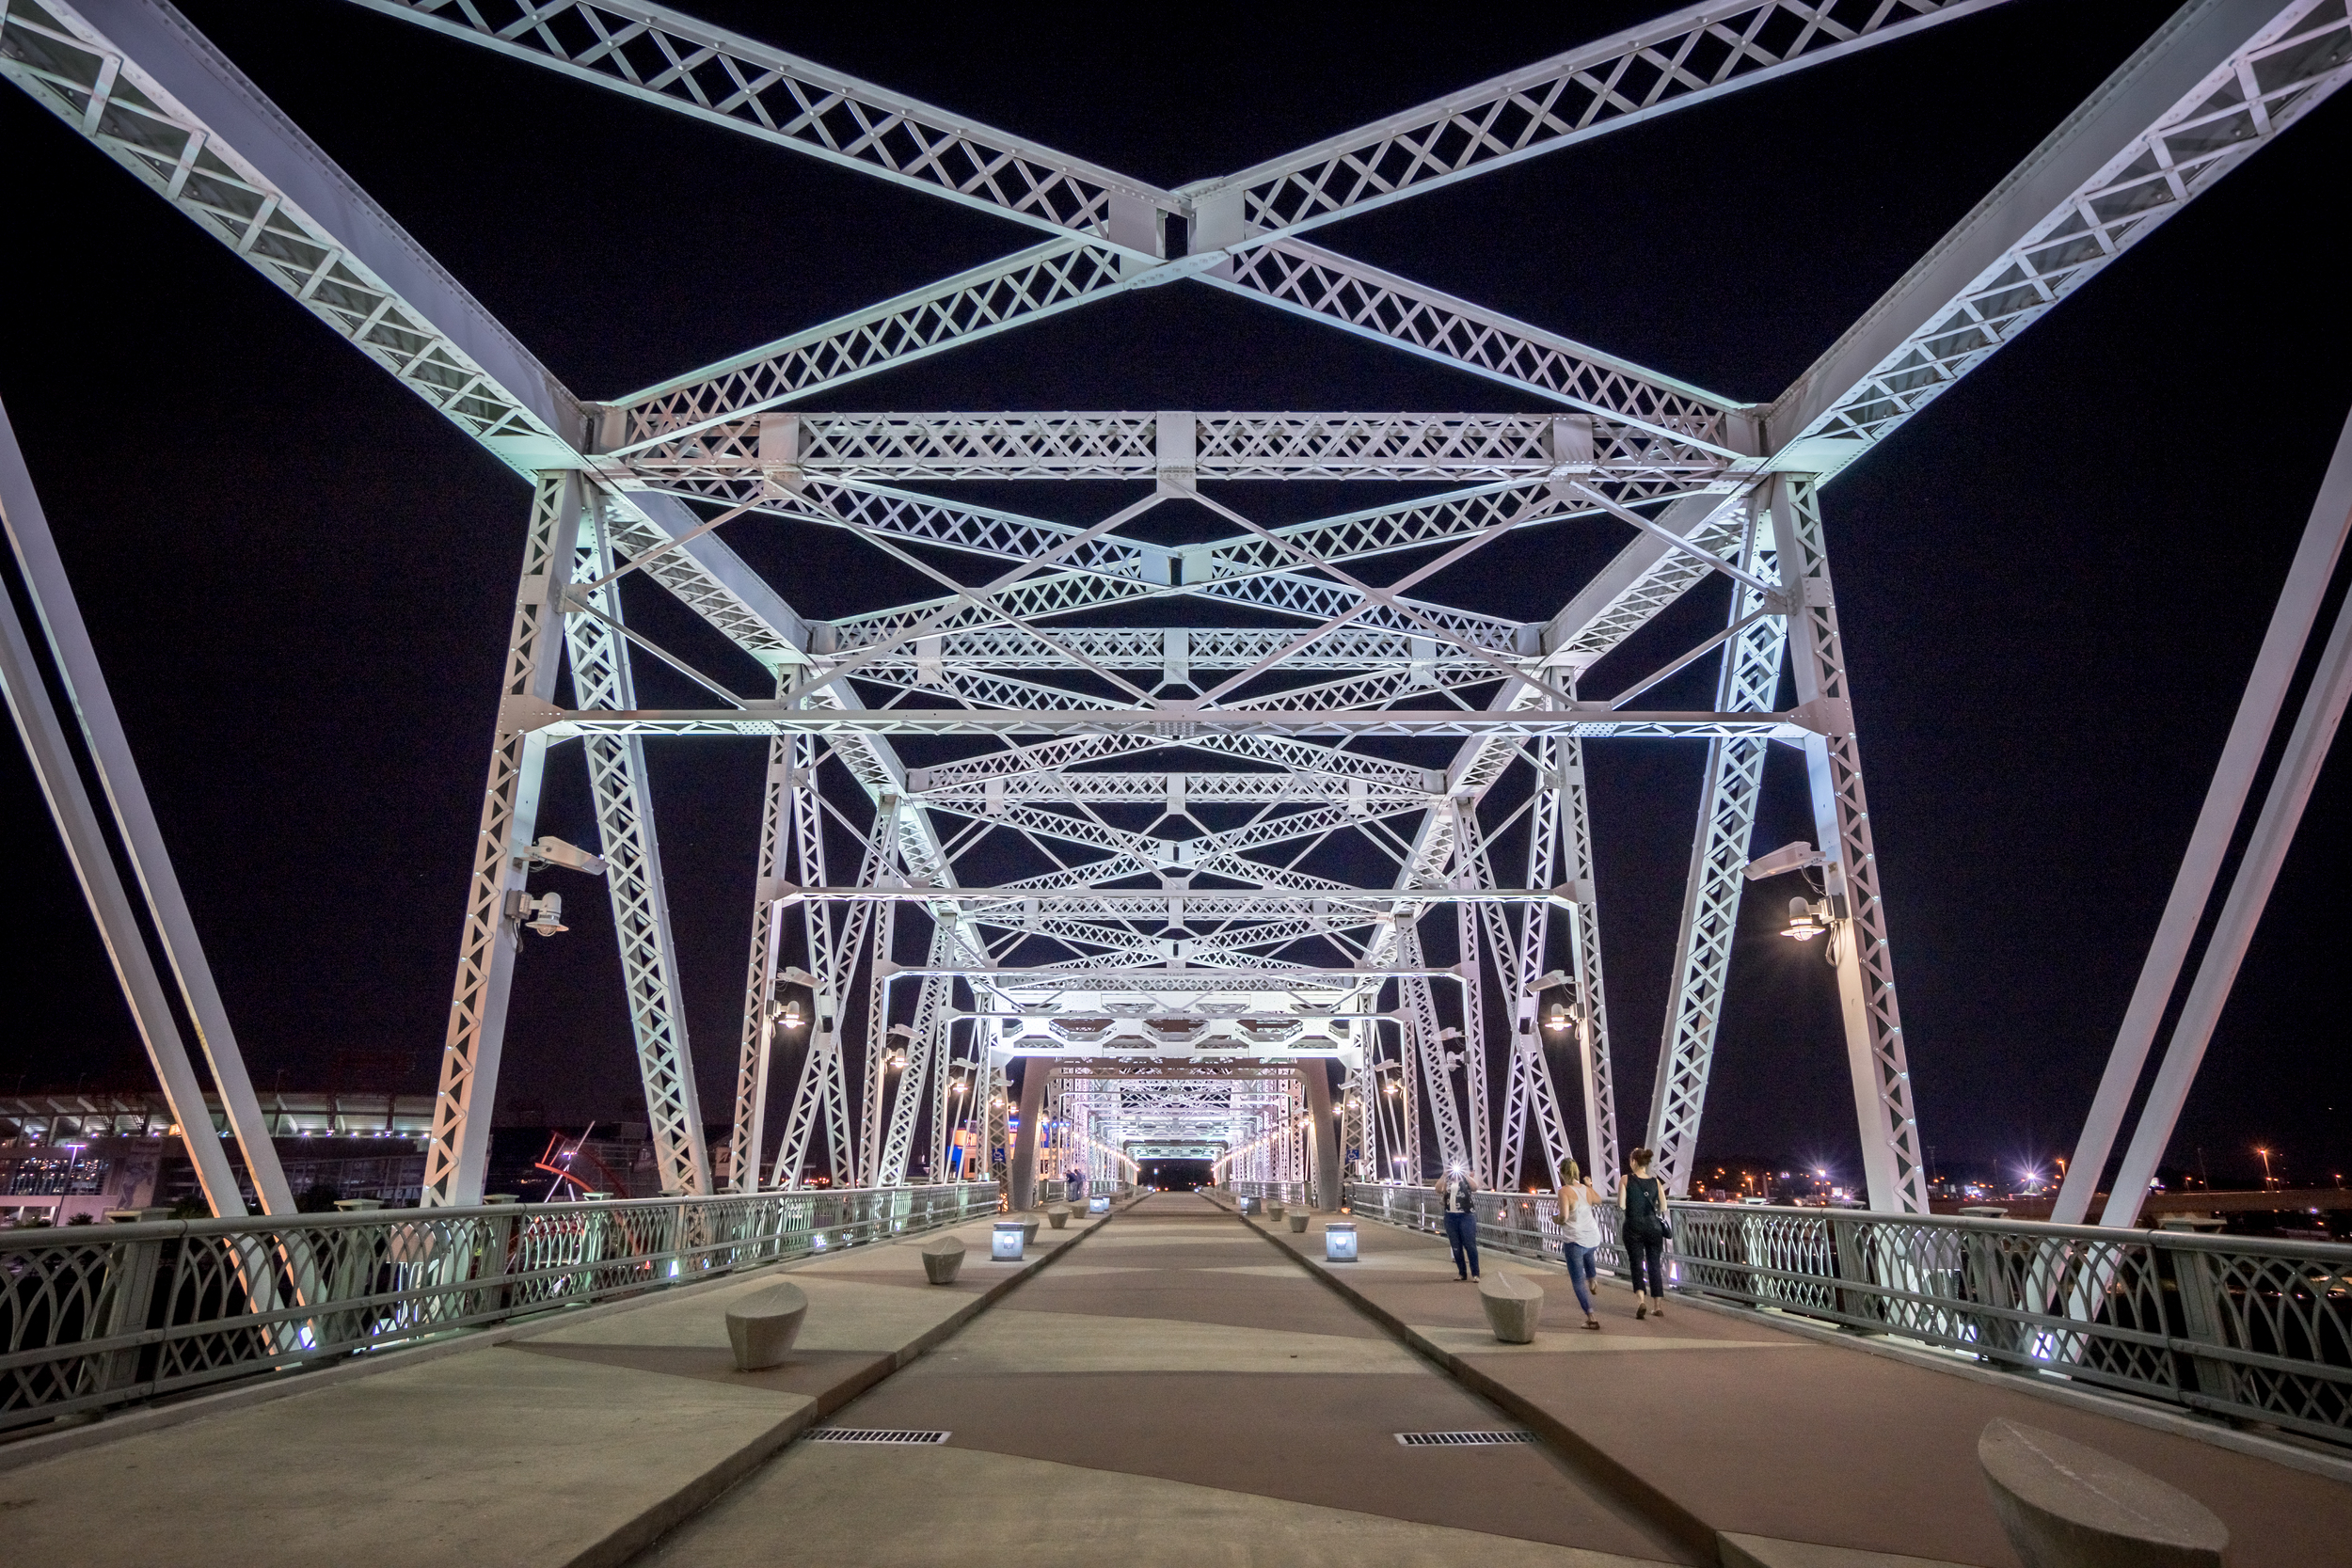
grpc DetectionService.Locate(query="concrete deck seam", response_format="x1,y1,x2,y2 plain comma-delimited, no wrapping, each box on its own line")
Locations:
615,1196,1146,1566
1231,1206,1718,1568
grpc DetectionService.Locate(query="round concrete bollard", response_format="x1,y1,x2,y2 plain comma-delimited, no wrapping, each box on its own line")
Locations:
1286,1211,1310,1233
1264,1202,1285,1222
919,1235,966,1285
1476,1272,1544,1344
1978,1418,2228,1568
724,1282,809,1370
1045,1203,1072,1230
1020,1216,1041,1245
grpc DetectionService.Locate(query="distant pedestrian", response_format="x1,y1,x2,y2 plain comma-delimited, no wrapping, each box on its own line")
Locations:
1618,1148,1671,1319
1556,1160,1604,1330
1437,1164,1481,1281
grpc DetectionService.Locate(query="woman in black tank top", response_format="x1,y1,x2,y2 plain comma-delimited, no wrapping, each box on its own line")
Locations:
1618,1148,1671,1320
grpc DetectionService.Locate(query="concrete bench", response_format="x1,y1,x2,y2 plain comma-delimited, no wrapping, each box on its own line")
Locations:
919,1235,965,1284
724,1282,808,1371
1978,1418,2228,1568
1044,1202,1072,1230
1477,1272,1544,1344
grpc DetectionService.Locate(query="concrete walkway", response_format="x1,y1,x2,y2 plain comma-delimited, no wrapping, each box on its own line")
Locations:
0,1198,1106,1568
1241,1199,2352,1568
644,1191,1694,1568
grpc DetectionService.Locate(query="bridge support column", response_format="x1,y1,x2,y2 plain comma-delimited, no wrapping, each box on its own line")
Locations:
423,474,582,1207
1767,474,1928,1215
1009,1057,1047,1211
1303,1061,1342,1210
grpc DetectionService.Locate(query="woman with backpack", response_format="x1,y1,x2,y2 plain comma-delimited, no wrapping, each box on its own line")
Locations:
1556,1159,1604,1331
1618,1147,1671,1320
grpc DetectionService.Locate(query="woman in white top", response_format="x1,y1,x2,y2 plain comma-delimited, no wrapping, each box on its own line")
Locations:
1556,1160,1604,1331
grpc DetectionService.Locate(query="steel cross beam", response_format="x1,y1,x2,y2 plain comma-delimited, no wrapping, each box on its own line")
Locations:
346,1,1183,244
536,707,1804,739
630,410,1735,486
352,3,1757,440
1184,1,2006,245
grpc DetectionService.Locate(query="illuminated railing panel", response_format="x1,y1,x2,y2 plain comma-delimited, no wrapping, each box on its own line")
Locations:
1343,1184,2352,1447
0,1182,996,1433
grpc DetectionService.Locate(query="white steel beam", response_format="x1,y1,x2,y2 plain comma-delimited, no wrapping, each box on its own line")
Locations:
348,0,1183,245
2057,403,2352,1225
628,409,1736,486
1187,1,2006,246
1647,518,1786,1197
599,244,1142,453
2102,545,2352,1225
3,0,581,466
1557,739,1623,1196
566,510,711,1196
538,706,1796,740
1203,240,1752,451
1765,473,1927,1214
1768,0,2352,464
424,473,583,1205
0,398,263,1217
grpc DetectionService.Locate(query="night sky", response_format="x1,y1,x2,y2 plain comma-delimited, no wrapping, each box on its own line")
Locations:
4,0,2346,1192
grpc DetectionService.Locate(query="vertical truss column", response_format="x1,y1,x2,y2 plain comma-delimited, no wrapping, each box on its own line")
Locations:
1648,515,1786,1196
855,794,908,1184
984,1056,1011,1183
424,474,581,1207
771,785,882,1187
1558,739,1622,1194
728,722,800,1192
875,917,957,1186
1343,1031,1377,1185
568,505,709,1196
1391,1015,1421,1181
1494,737,1574,1189
1766,474,1929,1214
1398,921,1470,1176
1450,801,1492,1183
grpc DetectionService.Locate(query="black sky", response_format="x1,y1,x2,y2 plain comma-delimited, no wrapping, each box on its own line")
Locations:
4,0,2346,1191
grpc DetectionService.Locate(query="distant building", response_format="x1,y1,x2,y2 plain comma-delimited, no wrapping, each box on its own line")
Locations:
0,1090,431,1223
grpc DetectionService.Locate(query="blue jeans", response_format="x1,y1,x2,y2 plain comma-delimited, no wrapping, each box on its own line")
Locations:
1562,1242,1598,1314
1441,1211,1480,1278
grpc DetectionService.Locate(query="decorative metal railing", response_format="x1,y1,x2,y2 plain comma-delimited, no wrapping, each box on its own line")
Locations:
1343,1184,2352,1448
0,1182,996,1435
1226,1180,1309,1208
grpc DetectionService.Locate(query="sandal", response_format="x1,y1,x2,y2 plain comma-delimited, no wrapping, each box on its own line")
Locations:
1635,1303,1647,1320
1583,1316,1601,1331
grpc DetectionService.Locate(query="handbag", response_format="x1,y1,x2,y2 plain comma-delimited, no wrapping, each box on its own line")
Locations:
1631,1176,1671,1241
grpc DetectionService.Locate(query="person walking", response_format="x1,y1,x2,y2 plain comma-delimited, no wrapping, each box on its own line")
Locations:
1619,1147,1672,1319
1436,1164,1481,1281
1556,1160,1604,1330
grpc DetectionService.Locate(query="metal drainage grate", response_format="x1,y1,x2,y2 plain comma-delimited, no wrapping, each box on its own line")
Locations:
1395,1430,1533,1447
804,1428,951,1445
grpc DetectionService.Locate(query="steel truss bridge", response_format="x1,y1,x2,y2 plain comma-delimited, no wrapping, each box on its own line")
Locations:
4,0,2348,1223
